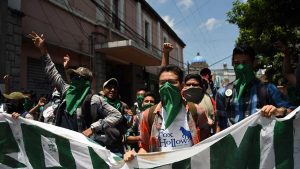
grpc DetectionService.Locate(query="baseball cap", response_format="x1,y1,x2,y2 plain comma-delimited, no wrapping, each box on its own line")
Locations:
103,78,118,88
3,92,28,100
67,67,93,81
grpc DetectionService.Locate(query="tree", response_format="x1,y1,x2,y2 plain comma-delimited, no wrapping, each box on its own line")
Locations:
227,0,300,84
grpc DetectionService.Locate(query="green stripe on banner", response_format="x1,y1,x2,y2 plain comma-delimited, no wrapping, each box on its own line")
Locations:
234,125,261,169
274,120,294,169
88,147,109,169
210,125,261,169
172,157,191,169
148,158,191,169
21,124,76,169
210,134,237,169
0,122,26,168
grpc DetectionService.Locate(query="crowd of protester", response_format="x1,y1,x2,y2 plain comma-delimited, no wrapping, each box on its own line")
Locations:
0,32,299,161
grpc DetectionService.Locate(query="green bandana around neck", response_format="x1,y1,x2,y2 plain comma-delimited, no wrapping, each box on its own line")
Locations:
159,82,183,129
136,95,144,110
66,78,91,116
104,96,122,112
234,64,256,100
142,103,153,111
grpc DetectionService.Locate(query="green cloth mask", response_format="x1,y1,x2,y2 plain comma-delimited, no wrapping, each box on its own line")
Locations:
136,95,144,110
234,64,255,100
159,82,183,129
104,96,122,112
142,103,153,111
66,78,91,116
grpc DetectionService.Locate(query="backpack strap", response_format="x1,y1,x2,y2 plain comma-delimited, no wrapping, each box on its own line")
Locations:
147,104,158,134
81,93,94,129
187,102,198,124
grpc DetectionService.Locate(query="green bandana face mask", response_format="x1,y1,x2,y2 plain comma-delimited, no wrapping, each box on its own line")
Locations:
159,82,183,129
234,64,255,100
104,97,122,112
142,103,153,111
23,99,34,111
136,95,144,110
66,77,91,116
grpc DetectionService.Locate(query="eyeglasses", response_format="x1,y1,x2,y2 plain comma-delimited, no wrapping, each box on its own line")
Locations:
159,79,179,86
185,83,200,87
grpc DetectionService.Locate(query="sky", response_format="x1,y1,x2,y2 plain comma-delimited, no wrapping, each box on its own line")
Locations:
146,0,240,69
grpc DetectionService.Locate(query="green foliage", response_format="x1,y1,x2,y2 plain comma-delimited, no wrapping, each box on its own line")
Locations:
227,0,300,84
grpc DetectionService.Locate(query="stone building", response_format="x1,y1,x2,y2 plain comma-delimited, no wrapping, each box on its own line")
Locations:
0,0,185,105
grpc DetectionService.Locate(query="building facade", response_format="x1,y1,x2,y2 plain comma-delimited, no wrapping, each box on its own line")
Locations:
0,0,185,105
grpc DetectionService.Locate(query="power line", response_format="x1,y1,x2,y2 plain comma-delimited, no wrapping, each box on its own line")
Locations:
38,0,65,45
209,55,231,67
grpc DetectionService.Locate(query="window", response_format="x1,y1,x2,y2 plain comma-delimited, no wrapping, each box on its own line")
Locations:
112,0,120,30
145,21,150,48
163,32,168,43
95,0,104,23
144,15,152,49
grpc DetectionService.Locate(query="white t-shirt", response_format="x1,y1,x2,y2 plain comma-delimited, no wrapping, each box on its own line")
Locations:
158,105,192,151
0,104,5,113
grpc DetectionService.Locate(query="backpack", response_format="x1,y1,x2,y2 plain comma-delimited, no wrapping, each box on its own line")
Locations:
55,92,94,131
147,102,199,134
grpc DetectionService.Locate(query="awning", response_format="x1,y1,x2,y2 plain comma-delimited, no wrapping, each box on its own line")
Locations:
95,40,161,66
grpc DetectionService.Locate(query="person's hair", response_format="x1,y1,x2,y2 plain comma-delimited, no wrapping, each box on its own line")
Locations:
200,68,211,76
184,74,204,87
144,91,155,100
159,64,184,83
232,44,256,61
137,87,146,93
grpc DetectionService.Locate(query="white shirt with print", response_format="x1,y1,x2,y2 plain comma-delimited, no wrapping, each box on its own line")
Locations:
159,105,192,152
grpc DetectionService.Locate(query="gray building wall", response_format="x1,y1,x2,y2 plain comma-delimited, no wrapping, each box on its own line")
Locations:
94,52,107,91
0,0,8,88
0,1,23,91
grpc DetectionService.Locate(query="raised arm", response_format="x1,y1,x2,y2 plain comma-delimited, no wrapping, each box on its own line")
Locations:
3,75,11,94
29,32,69,94
63,54,71,83
160,43,173,67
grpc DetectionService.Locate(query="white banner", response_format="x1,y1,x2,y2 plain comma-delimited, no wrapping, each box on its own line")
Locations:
1,106,300,169
0,113,124,169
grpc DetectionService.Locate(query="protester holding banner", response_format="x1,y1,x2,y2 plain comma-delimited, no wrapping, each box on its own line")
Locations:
29,32,124,153
215,44,295,131
2,92,28,115
124,64,208,161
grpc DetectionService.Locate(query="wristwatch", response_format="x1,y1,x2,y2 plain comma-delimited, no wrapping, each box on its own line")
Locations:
90,125,96,134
